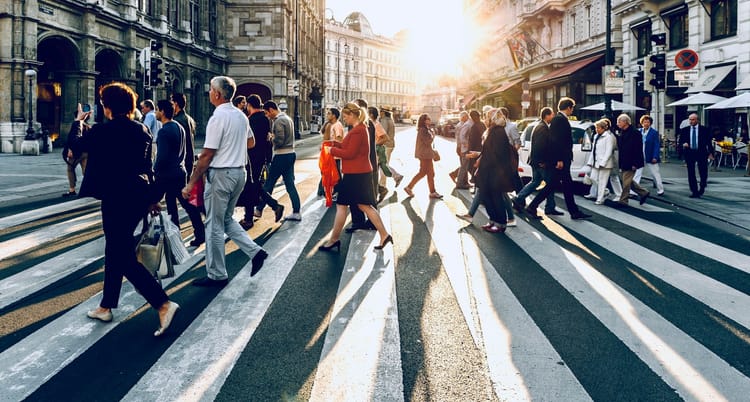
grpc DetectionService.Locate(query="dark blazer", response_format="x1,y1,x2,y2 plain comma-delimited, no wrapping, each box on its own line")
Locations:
248,110,273,164
414,125,435,160
476,125,515,193
79,116,154,202
678,124,712,157
468,121,485,152
549,112,573,163
618,124,645,170
529,122,550,166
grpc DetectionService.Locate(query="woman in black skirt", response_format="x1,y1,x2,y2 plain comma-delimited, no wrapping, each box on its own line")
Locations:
319,103,392,252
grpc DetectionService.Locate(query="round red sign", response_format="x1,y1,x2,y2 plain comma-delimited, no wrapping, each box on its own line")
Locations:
675,49,699,70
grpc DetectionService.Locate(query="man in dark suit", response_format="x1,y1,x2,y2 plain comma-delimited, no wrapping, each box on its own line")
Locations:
513,107,557,213
525,97,591,220
616,113,649,206
678,113,714,198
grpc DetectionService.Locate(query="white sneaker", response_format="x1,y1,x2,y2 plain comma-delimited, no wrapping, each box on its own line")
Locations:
595,200,604,205
603,188,611,197
284,212,302,221
506,219,517,227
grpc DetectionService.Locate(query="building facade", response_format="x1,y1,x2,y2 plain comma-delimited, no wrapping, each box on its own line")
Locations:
324,12,417,118
0,0,326,153
461,0,748,138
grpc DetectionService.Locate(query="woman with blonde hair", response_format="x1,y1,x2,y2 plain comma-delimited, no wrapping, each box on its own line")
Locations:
586,118,617,204
403,113,442,199
319,103,392,252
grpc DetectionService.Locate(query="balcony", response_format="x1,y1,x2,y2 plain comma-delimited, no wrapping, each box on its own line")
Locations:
519,0,567,21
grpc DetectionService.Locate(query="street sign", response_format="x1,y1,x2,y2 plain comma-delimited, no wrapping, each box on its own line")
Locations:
603,65,624,94
674,70,699,81
678,81,694,87
675,49,699,70
287,79,299,96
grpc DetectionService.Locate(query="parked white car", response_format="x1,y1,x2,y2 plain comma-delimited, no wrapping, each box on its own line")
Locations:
517,119,594,183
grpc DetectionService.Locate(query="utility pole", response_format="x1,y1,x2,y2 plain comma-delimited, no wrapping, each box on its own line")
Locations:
604,0,612,121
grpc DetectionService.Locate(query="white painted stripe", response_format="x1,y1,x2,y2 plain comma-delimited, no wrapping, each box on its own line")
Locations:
0,194,25,203
508,222,750,401
454,191,591,401
0,198,98,231
553,218,750,331
0,250,205,401
0,212,101,259
583,203,749,273
122,194,326,402
0,179,69,194
310,206,404,402
0,238,104,310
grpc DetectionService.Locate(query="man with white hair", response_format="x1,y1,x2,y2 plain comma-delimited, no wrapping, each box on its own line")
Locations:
182,76,268,287
450,110,473,189
616,113,649,206
678,113,713,197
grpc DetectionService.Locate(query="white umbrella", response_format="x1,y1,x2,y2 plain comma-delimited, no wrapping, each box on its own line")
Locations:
705,92,750,109
580,100,645,111
666,92,727,107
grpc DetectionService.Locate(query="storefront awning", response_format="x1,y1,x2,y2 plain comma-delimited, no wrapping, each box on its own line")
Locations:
736,75,750,91
685,64,735,93
531,55,603,87
484,78,525,97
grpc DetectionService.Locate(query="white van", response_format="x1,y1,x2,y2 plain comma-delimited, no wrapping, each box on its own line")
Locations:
517,119,594,183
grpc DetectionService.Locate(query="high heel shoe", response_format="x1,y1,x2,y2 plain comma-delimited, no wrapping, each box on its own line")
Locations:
318,240,341,252
374,235,393,250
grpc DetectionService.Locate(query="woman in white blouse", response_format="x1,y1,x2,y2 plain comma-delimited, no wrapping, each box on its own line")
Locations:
587,118,616,205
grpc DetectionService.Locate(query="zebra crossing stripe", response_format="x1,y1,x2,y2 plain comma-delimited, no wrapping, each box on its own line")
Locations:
506,220,750,401
309,205,404,401
122,194,326,402
436,194,591,400
584,203,749,273
0,238,104,310
552,217,750,331
0,212,100,259
0,198,98,231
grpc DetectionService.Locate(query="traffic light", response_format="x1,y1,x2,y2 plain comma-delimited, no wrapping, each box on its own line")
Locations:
148,39,164,87
649,53,666,90
149,57,163,87
643,58,654,92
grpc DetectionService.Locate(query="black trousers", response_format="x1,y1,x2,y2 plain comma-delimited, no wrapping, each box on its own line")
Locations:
528,163,581,215
684,148,708,194
239,156,278,219
100,198,168,310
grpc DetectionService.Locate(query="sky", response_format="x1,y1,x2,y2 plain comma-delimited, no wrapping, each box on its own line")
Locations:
325,0,471,79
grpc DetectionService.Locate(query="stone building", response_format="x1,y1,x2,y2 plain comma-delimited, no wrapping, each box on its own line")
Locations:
324,12,417,118
0,0,325,153
461,0,748,137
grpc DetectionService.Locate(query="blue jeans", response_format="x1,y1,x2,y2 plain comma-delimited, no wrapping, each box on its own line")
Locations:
516,164,556,212
257,153,301,213
468,187,514,221
204,167,263,280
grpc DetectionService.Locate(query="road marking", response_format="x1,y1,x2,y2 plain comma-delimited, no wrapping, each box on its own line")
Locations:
122,193,326,402
0,198,98,231
0,212,101,259
310,206,403,402
507,220,750,401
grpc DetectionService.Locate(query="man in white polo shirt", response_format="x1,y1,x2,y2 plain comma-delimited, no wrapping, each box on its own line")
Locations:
182,76,268,287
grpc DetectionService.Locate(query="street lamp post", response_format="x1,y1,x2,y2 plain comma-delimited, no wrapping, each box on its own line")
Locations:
336,37,348,106
24,69,37,141
293,0,300,139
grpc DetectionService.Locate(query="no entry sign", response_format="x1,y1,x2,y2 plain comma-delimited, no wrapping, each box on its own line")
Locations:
675,49,699,70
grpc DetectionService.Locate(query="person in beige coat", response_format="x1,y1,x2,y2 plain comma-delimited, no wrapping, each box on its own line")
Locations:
404,113,442,199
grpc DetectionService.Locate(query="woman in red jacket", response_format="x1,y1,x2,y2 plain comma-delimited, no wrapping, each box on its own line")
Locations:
319,103,392,252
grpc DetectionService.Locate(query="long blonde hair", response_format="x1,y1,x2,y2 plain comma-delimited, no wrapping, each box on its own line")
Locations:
342,102,366,124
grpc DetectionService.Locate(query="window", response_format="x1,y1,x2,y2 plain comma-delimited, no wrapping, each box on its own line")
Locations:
208,0,217,42
709,0,737,40
190,0,200,38
168,0,179,27
631,21,652,58
666,9,688,49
